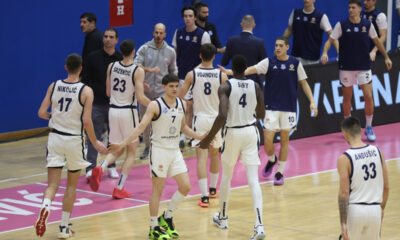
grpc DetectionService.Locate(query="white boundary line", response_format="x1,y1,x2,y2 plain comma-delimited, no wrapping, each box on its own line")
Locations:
1,157,398,235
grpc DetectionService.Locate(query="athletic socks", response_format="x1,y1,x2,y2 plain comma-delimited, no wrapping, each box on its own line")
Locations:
42,198,51,208
199,178,208,197
344,115,351,119
277,160,286,174
101,160,108,172
209,173,219,189
116,174,128,190
60,211,70,227
268,154,275,162
165,191,185,218
366,115,373,127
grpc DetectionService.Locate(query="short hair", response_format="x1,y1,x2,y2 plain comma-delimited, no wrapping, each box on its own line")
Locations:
276,36,290,46
200,43,216,61
232,55,247,75
80,12,97,23
241,15,255,28
341,116,362,136
181,6,196,17
162,74,180,85
104,28,118,38
194,2,208,12
120,40,135,57
349,0,362,7
65,54,82,74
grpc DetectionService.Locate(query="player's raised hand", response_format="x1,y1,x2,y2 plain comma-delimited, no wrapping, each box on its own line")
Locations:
109,143,123,153
320,54,329,65
94,140,108,154
217,65,233,76
310,102,318,117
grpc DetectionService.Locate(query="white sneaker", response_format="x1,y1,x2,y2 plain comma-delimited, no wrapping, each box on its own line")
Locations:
108,167,119,179
85,170,92,183
212,212,228,229
250,225,266,240
58,224,75,239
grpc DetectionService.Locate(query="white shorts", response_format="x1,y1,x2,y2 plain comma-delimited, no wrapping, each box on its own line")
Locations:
46,133,90,171
347,204,382,240
191,115,222,148
179,79,193,100
150,145,188,178
296,57,319,66
108,107,139,144
264,110,297,131
339,70,372,87
221,125,260,167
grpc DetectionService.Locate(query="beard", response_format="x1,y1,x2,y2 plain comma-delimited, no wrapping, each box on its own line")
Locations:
198,15,208,22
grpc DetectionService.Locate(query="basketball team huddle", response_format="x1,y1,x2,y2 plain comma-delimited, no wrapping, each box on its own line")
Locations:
33,0,392,239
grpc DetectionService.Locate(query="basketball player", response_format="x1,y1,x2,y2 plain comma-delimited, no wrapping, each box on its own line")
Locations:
198,55,266,240
337,116,389,240
34,54,108,238
89,40,150,199
321,0,392,142
109,74,204,239
220,36,318,185
178,43,228,207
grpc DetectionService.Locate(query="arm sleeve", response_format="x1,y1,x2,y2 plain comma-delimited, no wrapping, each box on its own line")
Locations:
330,22,342,40
320,14,333,32
255,58,269,75
368,24,378,39
288,10,294,26
376,13,387,30
201,32,211,44
297,62,307,81
172,30,178,47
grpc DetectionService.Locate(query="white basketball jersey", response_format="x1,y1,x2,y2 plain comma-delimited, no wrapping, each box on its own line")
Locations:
191,68,221,117
151,97,185,149
345,145,384,204
109,61,138,107
49,80,85,135
225,78,257,128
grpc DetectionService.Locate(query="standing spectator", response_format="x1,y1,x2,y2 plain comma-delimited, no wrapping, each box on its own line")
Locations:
172,6,211,148
361,0,388,61
134,23,178,159
221,15,267,88
337,117,389,240
82,28,122,180
80,12,103,62
194,2,226,53
321,0,392,142
283,0,338,65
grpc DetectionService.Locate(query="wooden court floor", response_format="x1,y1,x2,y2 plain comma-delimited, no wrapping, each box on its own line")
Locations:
0,135,399,240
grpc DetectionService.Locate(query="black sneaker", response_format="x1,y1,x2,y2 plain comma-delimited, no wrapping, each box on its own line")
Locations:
140,147,149,159
198,196,210,207
158,214,179,238
274,172,284,185
209,187,218,198
262,156,277,177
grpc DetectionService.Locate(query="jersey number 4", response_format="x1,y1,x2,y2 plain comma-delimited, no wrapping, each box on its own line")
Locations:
113,78,126,92
58,97,72,112
362,162,377,181
239,94,247,108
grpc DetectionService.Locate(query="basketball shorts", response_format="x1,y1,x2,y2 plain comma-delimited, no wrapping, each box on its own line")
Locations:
46,132,90,171
150,145,188,178
347,204,382,240
108,107,139,144
339,70,372,87
221,125,260,167
264,110,297,131
191,115,222,148
179,79,193,100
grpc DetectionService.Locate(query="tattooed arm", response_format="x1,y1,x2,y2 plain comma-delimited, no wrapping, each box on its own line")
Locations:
337,154,351,240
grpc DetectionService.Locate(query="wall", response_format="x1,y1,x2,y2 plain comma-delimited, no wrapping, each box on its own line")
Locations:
0,0,390,133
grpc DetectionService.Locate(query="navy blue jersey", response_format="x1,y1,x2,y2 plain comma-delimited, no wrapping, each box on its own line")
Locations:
175,27,205,79
361,8,383,51
292,9,325,61
338,19,372,70
264,56,300,112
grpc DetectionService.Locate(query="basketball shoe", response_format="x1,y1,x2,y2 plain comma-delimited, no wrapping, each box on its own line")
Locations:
198,196,210,207
89,166,102,192
112,188,131,199
209,187,218,198
250,225,266,240
148,226,171,240
58,224,75,239
34,206,50,237
262,155,277,177
274,172,284,185
365,126,376,142
213,212,228,229
158,213,179,238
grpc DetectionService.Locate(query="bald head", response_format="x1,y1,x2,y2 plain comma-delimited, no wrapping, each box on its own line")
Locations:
154,23,166,32
153,23,166,45
241,15,255,30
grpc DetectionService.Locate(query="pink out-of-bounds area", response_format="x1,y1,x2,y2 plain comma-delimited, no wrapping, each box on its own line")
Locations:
1,123,399,234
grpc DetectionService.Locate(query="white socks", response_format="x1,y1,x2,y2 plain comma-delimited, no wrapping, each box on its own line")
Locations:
165,191,185,219
116,174,128,190
366,115,373,127
42,198,51,208
150,216,158,229
210,173,219,189
61,211,70,227
199,178,208,197
277,160,286,174
246,165,263,226
101,160,108,172
268,154,275,162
